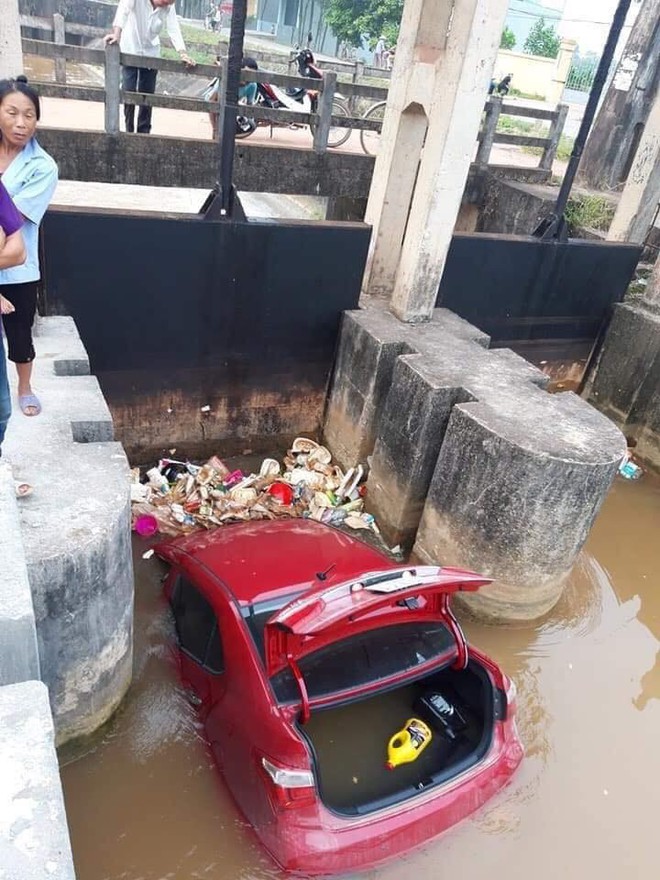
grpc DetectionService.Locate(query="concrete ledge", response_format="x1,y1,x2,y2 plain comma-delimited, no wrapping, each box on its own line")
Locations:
324,306,626,621
0,681,75,880
3,317,134,745
0,465,40,686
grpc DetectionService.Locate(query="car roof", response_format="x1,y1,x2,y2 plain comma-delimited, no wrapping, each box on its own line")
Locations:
168,519,394,606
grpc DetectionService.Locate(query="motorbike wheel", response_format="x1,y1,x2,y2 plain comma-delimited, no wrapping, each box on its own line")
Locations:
309,99,351,149
235,115,257,139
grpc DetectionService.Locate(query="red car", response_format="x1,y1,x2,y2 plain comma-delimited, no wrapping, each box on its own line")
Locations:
156,520,523,875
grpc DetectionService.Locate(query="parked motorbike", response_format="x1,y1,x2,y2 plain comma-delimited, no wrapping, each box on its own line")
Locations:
247,48,350,147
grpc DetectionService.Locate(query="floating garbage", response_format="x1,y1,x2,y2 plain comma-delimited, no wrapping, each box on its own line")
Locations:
130,438,378,538
618,448,643,480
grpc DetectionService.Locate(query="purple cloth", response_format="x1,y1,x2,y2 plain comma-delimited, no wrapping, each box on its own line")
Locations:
0,181,23,236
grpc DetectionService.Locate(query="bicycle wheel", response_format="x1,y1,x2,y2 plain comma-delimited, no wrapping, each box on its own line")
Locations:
328,99,351,148
360,101,386,156
310,99,352,148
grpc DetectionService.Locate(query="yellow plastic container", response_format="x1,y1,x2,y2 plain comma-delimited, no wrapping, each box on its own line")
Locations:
386,717,433,770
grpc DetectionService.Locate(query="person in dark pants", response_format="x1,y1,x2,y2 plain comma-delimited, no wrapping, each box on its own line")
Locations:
0,182,26,463
104,0,195,135
121,66,158,134
0,77,58,419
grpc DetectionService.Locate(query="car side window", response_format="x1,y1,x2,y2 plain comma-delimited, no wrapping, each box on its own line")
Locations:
170,575,224,674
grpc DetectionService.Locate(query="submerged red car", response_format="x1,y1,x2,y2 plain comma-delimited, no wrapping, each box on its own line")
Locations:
156,520,523,875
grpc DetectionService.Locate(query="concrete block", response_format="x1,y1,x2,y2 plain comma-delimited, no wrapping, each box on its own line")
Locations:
414,393,624,621
0,681,75,880
0,464,40,686
323,307,489,470
325,306,626,621
3,317,133,745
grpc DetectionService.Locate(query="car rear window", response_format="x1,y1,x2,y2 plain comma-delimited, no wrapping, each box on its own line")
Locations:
269,621,455,704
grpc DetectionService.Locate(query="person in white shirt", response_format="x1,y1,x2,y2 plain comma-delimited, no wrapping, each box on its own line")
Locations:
374,36,386,69
104,0,195,134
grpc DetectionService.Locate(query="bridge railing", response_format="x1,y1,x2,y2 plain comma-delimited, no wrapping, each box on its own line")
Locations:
20,20,567,168
476,96,569,172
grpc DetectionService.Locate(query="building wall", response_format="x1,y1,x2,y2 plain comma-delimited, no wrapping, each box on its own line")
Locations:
495,47,557,98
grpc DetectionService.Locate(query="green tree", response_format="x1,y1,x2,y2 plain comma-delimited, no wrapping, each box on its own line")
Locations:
523,17,560,59
500,26,516,51
324,0,404,49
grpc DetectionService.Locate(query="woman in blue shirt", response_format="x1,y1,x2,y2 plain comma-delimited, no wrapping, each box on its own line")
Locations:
0,76,58,417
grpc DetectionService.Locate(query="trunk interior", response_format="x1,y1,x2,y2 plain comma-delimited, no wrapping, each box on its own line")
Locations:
299,660,497,816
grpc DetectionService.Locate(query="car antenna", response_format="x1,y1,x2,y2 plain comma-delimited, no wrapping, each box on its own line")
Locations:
316,563,336,582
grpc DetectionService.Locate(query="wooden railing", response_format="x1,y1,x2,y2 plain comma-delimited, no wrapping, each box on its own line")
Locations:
476,96,569,171
20,35,387,152
20,14,568,167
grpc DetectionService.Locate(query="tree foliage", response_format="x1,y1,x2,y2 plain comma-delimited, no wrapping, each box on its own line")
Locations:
523,17,560,59
324,0,404,48
500,26,516,51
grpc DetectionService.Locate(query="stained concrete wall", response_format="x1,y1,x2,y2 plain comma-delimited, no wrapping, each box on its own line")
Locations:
324,306,626,621
589,299,660,470
2,316,134,744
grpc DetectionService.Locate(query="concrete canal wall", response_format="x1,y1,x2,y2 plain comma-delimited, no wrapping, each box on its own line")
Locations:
324,306,627,621
0,316,134,746
589,297,660,471
0,316,133,877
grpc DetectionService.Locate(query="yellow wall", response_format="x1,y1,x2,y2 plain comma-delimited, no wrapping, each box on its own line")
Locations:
493,40,577,102
494,49,555,99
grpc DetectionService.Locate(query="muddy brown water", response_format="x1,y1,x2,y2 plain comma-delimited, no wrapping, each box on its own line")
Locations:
60,475,660,880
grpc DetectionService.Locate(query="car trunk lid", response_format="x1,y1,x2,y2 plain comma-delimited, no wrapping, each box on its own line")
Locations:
264,565,492,722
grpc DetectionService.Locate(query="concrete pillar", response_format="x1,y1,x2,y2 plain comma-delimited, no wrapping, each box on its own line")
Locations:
413,393,624,622
361,0,509,323
0,0,23,79
548,38,577,105
579,0,660,191
608,86,660,244
324,308,626,621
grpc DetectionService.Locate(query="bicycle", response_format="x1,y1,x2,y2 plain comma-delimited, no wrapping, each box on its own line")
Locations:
359,100,386,156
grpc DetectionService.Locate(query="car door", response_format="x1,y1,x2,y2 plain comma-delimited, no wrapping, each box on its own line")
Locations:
169,573,227,717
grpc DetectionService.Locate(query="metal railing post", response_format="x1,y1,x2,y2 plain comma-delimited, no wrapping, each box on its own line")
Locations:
104,43,121,134
313,70,336,153
540,103,569,171
475,96,502,167
53,13,66,84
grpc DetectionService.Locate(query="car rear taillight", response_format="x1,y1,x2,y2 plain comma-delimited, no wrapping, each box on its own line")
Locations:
261,757,316,810
504,675,517,704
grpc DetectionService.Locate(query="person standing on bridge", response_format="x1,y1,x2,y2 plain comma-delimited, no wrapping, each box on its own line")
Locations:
104,0,196,135
0,182,26,466
0,76,58,420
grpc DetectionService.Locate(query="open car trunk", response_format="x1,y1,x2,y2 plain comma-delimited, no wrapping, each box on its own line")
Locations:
298,660,497,817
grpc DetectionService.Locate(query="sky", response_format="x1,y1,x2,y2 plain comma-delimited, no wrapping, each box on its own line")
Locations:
557,0,641,54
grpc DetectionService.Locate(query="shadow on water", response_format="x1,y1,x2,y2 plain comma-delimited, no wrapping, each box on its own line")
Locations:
60,475,660,880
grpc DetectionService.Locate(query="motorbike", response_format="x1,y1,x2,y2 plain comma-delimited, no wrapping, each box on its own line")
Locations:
242,48,350,147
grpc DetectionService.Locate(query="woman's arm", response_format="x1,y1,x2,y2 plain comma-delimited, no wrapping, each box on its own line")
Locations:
0,230,26,270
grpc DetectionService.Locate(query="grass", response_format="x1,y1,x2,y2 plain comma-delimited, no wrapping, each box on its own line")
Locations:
508,87,547,101
162,46,215,65
564,194,616,233
496,115,575,164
